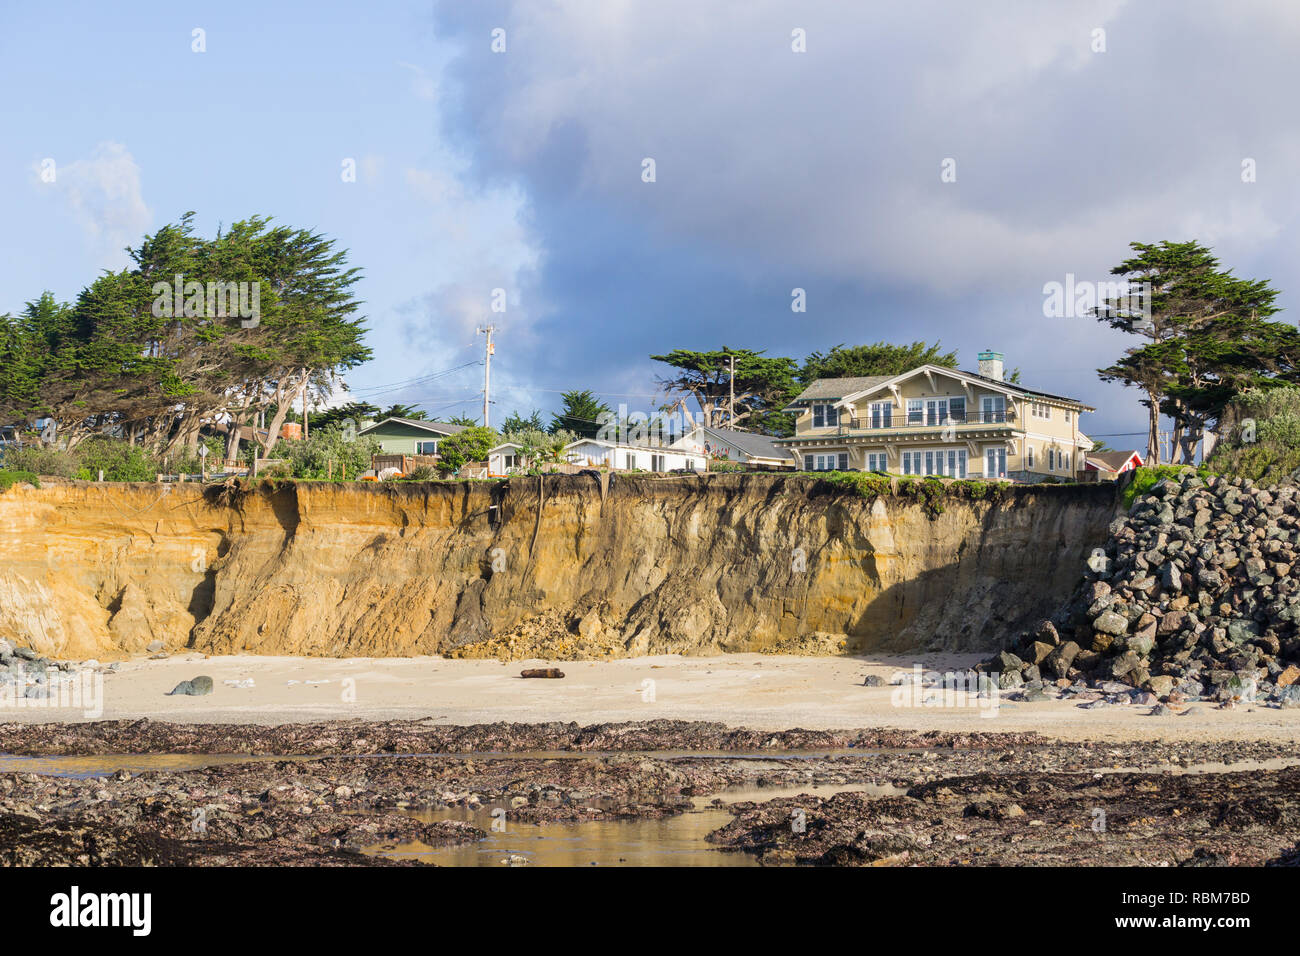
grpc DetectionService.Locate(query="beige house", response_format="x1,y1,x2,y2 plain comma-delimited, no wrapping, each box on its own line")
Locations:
776,351,1094,481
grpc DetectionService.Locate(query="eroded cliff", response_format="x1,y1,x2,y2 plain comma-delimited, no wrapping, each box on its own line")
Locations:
0,475,1118,659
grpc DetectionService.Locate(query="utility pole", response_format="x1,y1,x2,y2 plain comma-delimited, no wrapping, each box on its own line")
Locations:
477,325,496,427
728,353,736,428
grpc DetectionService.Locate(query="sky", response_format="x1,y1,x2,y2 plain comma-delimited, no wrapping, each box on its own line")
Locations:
3,0,1298,447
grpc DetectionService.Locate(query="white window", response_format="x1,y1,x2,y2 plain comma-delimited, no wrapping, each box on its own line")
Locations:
980,396,1006,423
948,449,967,478
866,452,888,473
1026,445,1034,468
651,454,665,471
416,440,439,455
986,447,1007,478
948,396,966,423
869,402,892,429
812,404,839,428
1065,409,1072,423
503,454,519,468
805,453,844,472
901,448,965,477
906,399,924,425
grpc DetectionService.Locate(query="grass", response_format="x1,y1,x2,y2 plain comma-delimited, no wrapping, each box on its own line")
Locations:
0,469,40,492
1121,464,1211,509
814,470,1012,518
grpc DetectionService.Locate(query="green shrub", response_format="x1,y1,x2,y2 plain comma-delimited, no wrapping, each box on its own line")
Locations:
1122,464,1206,508
278,424,381,480
0,469,40,492
1207,386,1300,483
819,470,891,499
436,426,499,473
1,444,80,477
71,437,159,481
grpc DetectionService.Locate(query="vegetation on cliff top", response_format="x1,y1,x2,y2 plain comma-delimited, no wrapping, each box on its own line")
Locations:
816,470,1014,518
1206,385,1300,484
0,469,39,492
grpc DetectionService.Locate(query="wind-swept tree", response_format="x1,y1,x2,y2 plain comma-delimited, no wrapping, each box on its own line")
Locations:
798,341,957,384
1095,241,1290,464
650,348,797,432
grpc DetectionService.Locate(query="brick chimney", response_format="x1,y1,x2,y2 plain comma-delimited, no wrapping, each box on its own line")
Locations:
977,350,1004,382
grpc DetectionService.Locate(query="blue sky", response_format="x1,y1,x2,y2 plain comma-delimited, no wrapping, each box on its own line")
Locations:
3,0,1299,447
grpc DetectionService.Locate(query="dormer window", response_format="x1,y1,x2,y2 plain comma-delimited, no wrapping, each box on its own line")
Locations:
812,404,839,427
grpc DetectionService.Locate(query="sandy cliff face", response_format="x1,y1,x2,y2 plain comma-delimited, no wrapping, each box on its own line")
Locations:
0,475,1117,659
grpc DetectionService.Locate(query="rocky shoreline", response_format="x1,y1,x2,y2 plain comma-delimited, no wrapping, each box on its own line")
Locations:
983,471,1300,711
2,720,1298,866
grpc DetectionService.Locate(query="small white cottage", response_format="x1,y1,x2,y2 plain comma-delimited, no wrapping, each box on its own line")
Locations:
487,442,529,475
562,438,707,473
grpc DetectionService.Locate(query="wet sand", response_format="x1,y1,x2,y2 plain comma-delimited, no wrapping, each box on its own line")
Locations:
10,652,1300,743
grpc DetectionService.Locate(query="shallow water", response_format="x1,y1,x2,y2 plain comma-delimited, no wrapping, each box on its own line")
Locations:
0,752,313,779
367,780,905,867
0,748,905,866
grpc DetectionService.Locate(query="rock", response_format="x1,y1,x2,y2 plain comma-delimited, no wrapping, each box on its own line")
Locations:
1093,611,1129,636
167,675,214,696
1128,626,1157,657
1073,649,1101,672
146,640,165,653
1044,641,1080,679
994,651,1024,673
1027,641,1055,665
520,668,565,679
1149,704,1175,717
1096,680,1136,694
1277,665,1300,689
13,646,38,661
1146,676,1176,698
1034,621,1060,646
862,675,885,687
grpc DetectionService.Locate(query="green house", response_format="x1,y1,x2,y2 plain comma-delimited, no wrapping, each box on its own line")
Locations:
357,417,469,455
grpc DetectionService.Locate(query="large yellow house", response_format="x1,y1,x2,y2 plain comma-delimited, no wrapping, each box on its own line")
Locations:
776,351,1094,481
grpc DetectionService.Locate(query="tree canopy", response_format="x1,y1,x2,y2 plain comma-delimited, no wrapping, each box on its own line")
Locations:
798,341,957,384
0,213,371,460
1095,240,1296,464
550,389,611,438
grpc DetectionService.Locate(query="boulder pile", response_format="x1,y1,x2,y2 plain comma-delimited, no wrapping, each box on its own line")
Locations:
982,471,1300,707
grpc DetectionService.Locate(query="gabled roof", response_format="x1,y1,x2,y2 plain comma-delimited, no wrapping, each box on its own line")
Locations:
786,375,893,406
1086,450,1143,471
358,417,469,437
788,364,1094,412
678,426,788,461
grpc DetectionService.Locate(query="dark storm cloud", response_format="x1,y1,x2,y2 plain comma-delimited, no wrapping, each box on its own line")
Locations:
427,0,1300,436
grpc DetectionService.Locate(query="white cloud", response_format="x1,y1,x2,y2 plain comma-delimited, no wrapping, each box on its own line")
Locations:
39,142,151,270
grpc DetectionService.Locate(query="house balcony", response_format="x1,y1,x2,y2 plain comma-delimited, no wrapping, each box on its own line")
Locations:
779,411,1016,443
